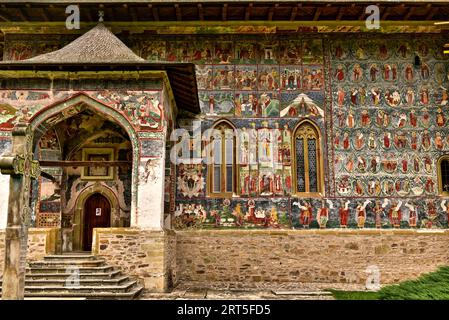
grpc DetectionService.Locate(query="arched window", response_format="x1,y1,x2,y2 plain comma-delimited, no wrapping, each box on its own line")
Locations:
208,121,236,197
292,121,324,196
437,155,449,195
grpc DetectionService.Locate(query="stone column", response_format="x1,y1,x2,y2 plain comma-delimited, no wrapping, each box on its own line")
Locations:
0,123,40,300
135,138,167,230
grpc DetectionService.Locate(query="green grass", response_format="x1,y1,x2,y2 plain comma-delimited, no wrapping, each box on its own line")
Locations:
331,266,449,300
330,290,380,300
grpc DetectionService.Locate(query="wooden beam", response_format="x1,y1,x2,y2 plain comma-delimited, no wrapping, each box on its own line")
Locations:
381,7,391,20
41,171,57,183
85,6,93,22
268,3,278,21
198,3,204,21
16,8,29,21
336,7,345,21
245,3,253,21
0,14,10,22
426,7,438,20
128,6,138,21
313,7,323,21
175,4,182,21
40,7,49,21
358,8,365,20
39,160,131,167
404,7,415,20
290,5,298,21
222,3,228,21
148,4,159,21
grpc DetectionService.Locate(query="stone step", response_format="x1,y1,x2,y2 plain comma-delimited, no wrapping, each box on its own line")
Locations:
26,265,115,274
25,270,122,280
17,276,130,287
29,259,106,268
23,280,139,294
44,254,97,261
0,286,144,300
271,290,333,296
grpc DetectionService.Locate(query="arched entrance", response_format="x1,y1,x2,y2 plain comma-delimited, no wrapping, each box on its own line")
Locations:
26,94,138,251
83,193,111,251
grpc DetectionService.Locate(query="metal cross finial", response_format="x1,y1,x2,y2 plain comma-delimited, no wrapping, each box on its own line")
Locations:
99,10,104,22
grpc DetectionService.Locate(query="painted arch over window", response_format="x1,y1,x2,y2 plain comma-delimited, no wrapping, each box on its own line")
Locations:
207,120,236,197
292,120,324,197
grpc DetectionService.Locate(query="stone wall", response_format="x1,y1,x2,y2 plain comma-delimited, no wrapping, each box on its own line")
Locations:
0,228,59,278
92,228,175,292
175,229,449,289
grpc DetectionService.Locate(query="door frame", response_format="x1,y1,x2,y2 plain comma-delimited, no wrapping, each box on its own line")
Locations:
72,184,119,251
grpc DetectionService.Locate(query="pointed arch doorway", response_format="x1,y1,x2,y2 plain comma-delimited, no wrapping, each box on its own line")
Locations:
83,193,111,251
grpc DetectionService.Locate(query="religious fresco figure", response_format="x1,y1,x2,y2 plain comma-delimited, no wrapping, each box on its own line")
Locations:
360,109,371,127
337,87,345,107
369,64,379,81
435,132,444,150
405,64,414,82
339,200,350,228
405,87,415,106
298,201,313,228
373,200,384,228
405,202,417,228
389,200,402,228
334,64,345,81
356,201,370,229
436,108,446,127
352,64,363,82
409,109,418,127
317,200,330,229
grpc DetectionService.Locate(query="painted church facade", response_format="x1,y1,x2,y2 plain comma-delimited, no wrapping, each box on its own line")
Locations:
0,1,449,295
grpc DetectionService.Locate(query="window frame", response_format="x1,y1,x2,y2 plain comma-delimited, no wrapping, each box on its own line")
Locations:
207,120,236,198
292,120,324,197
437,155,449,196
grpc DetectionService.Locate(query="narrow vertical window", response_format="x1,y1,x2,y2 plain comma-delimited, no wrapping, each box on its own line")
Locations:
293,121,323,195
438,156,449,195
208,121,235,197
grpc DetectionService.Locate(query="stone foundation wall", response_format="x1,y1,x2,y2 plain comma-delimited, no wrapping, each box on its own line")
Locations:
92,228,175,292
0,228,59,278
175,229,449,289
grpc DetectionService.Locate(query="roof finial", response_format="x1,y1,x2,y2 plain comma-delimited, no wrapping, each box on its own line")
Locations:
98,10,104,22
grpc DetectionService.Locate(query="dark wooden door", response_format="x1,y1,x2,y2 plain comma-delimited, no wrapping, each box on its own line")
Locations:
83,193,111,251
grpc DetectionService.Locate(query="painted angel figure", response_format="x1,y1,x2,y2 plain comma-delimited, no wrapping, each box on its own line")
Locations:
294,201,313,228
405,202,417,228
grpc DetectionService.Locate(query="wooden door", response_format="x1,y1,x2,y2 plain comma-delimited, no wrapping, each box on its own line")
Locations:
83,193,111,251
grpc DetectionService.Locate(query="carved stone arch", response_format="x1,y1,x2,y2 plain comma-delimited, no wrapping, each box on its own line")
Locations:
72,183,120,251
27,93,139,226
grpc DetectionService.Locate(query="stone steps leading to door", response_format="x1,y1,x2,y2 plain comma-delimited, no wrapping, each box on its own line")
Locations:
0,253,143,300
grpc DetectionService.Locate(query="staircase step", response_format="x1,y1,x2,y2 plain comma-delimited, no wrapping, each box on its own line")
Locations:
44,255,96,261
24,280,139,294
21,276,130,286
29,259,106,268
26,266,115,274
21,287,144,300
25,270,122,280
1,254,143,300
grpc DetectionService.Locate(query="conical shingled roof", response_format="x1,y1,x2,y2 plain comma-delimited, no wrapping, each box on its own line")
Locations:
22,23,145,64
